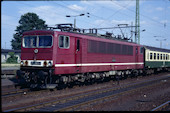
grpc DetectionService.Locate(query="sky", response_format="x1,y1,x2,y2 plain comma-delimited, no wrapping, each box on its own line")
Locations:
1,0,170,49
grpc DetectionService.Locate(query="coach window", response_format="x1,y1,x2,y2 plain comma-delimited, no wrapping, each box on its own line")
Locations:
154,53,156,60
160,54,162,60
150,53,152,60
163,54,165,60
59,35,70,49
157,53,159,60
166,54,168,60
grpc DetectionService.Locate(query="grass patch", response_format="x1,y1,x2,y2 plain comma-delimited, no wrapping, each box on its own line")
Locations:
1,63,20,67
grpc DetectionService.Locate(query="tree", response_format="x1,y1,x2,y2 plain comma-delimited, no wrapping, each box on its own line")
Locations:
11,12,48,50
6,52,18,63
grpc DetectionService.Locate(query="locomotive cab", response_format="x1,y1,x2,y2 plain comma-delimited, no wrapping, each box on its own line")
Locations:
17,30,56,88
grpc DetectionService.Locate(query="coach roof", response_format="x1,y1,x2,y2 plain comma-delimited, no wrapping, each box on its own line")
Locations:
145,45,170,53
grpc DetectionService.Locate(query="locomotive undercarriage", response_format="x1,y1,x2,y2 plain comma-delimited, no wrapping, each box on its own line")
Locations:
49,69,145,89
17,67,57,89
16,69,137,89
144,67,170,75
17,67,169,89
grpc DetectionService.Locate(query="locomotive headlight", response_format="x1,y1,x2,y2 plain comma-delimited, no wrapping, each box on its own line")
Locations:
43,61,47,67
48,61,53,67
25,61,28,66
20,61,24,66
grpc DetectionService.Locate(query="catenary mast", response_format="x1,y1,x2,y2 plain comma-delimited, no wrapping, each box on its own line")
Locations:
135,0,140,44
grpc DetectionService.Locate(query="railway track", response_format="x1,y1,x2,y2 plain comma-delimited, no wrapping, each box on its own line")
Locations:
3,73,170,112
151,101,170,111
1,68,29,97
2,88,29,97
1,84,16,90
1,67,20,82
1,80,28,98
1,70,17,75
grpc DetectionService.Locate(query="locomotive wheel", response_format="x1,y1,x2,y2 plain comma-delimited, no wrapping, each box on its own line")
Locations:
68,82,74,88
38,71,48,84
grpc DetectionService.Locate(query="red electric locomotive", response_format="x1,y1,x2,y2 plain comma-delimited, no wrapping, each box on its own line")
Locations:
17,24,144,89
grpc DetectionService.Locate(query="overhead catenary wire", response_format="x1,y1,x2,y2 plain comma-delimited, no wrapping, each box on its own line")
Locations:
60,1,169,38
56,1,135,36
3,1,170,42
113,0,170,28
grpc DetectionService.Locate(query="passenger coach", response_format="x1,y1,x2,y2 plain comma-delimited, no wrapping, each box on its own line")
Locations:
144,46,170,73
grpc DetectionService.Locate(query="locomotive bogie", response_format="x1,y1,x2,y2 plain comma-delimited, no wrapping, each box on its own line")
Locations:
56,70,135,84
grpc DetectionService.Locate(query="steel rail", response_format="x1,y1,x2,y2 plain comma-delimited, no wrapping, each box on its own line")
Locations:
151,101,170,111
1,70,17,75
2,89,29,97
57,79,170,111
4,74,169,112
2,84,16,89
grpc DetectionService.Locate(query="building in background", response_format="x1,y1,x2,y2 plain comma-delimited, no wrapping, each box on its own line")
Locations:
1,49,21,63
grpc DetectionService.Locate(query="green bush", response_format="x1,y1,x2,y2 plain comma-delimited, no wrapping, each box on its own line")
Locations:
6,52,18,63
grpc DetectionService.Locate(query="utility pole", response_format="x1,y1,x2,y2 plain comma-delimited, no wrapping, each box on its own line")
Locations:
156,39,167,48
66,14,85,28
131,22,133,42
66,13,90,29
154,36,167,48
135,0,140,44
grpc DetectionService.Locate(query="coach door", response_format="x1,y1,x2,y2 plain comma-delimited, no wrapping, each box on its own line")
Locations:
75,38,82,72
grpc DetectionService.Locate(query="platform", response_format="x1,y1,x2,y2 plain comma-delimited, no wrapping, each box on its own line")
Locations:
1,79,16,86
1,67,19,79
1,67,19,86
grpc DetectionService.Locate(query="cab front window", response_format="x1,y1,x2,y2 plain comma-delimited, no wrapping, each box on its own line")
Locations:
39,36,52,47
23,36,37,48
22,35,53,48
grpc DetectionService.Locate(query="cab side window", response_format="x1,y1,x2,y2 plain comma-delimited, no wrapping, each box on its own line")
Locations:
59,35,70,49
140,47,143,54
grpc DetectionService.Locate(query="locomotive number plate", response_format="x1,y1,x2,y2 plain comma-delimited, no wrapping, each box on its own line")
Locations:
31,61,41,65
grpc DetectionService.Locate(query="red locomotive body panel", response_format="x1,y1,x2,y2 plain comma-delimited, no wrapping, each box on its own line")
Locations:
53,31,144,75
21,48,53,60
21,30,144,75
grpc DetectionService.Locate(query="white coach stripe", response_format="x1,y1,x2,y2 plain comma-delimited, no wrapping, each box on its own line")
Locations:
55,62,144,67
